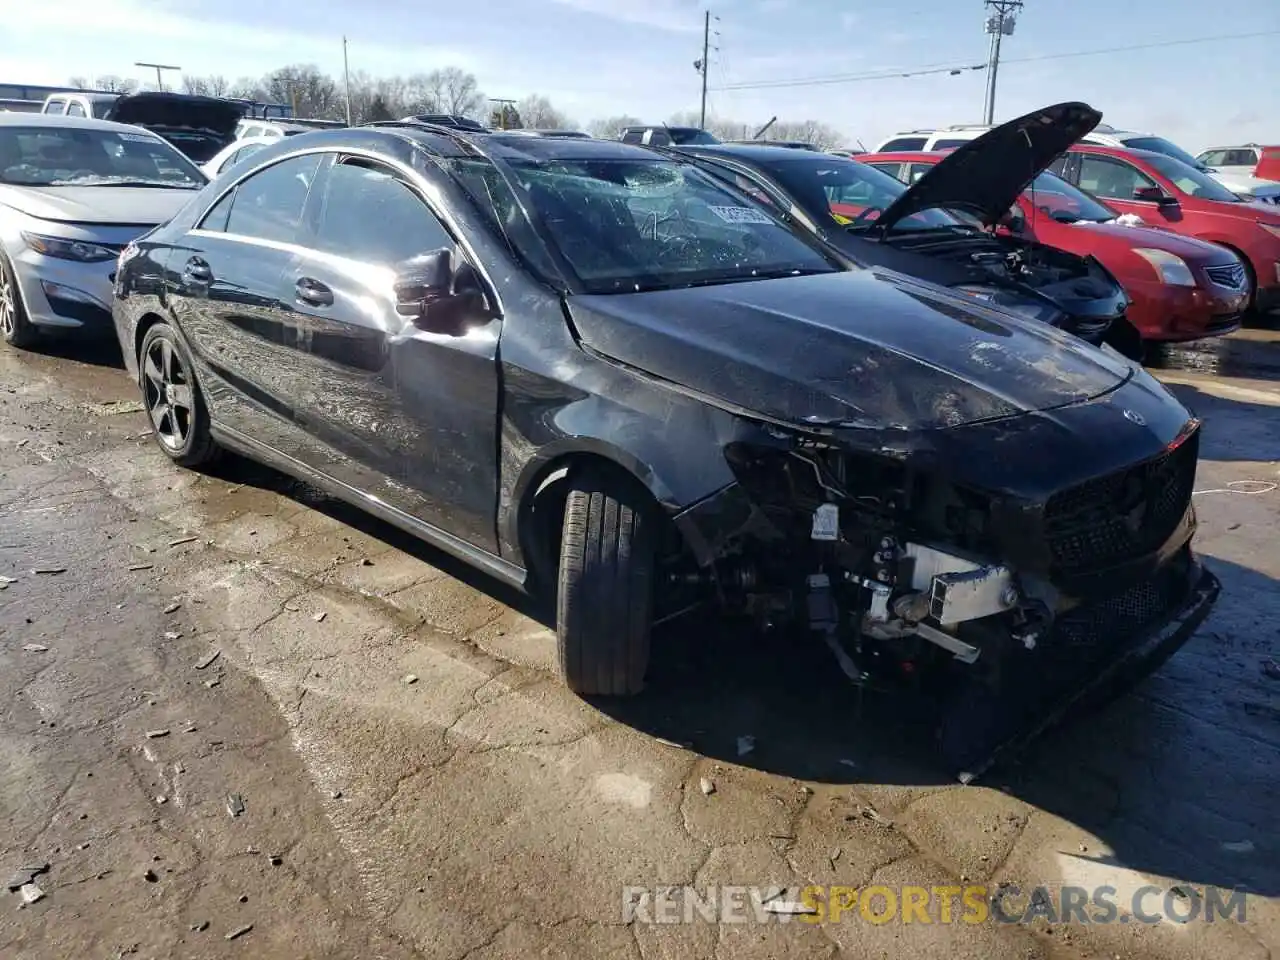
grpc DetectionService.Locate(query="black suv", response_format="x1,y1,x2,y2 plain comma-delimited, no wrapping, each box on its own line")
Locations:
112,125,1218,778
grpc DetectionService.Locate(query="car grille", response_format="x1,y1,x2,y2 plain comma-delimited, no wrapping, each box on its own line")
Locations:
1050,547,1192,662
1205,263,1247,289
1043,431,1198,576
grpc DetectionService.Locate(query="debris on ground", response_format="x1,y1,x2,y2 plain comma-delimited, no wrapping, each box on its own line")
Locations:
226,794,246,818
360,558,373,566
162,631,182,641
142,869,158,883
0,575,17,584
225,924,254,941
163,602,182,614
736,735,756,757
828,848,841,870
6,864,49,892
204,678,221,688
32,567,66,575
128,563,153,572
19,883,45,904
653,737,692,750
155,795,167,805
144,730,170,739
403,674,418,685
313,611,326,622
83,399,146,416
191,921,210,932
168,536,199,547
1261,658,1280,681
22,643,49,653
330,790,343,800
856,803,894,828
699,777,715,796
195,650,221,670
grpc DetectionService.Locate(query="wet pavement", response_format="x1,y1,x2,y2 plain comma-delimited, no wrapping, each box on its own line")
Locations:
1,325,1278,959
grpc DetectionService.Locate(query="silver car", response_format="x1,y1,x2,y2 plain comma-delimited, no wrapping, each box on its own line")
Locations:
0,113,207,347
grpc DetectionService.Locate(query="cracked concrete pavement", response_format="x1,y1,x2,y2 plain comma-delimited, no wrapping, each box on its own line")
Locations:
1,329,1278,959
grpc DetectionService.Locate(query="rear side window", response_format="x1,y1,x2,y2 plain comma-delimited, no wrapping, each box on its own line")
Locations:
880,136,926,151
866,162,904,181
930,138,972,150
620,129,644,144
205,154,322,243
905,163,935,184
65,102,87,118
43,98,66,115
310,160,453,263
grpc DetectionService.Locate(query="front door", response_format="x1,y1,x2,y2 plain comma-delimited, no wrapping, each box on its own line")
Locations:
1072,153,1179,225
283,154,503,551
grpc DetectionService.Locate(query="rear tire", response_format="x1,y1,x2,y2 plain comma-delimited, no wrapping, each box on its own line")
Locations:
138,322,220,469
0,254,39,349
555,469,656,696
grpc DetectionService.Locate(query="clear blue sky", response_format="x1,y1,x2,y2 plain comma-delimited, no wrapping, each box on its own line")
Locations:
7,0,1278,150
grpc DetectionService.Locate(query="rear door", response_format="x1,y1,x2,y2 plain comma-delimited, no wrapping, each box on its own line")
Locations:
283,154,502,550
168,152,323,456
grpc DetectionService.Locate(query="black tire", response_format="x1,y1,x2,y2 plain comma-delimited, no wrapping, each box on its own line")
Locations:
138,322,220,468
0,254,40,349
555,470,656,696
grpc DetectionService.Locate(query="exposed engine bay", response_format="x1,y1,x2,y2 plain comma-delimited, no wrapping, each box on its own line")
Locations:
883,229,1119,302
671,426,1203,781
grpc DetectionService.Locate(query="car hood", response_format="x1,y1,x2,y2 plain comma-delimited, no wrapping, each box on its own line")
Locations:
106,92,243,141
0,185,198,225
1204,170,1280,197
877,102,1102,232
1067,220,1242,265
566,269,1132,431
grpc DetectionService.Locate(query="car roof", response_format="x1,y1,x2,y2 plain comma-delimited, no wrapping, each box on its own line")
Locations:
1068,143,1170,163
315,124,666,162
0,112,157,134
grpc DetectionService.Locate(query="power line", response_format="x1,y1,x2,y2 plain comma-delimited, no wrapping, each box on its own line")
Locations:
713,28,1280,92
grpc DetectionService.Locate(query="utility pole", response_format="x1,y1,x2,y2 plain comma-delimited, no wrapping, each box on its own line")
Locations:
135,62,180,92
342,36,353,126
698,10,710,129
981,0,1022,125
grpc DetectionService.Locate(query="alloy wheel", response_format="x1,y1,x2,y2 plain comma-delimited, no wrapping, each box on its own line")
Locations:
0,274,14,338
142,336,194,452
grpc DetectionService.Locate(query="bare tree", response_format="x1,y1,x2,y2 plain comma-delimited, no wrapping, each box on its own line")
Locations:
229,77,264,100
586,114,643,139
182,74,231,97
768,120,842,150
433,67,485,117
517,95,574,130
68,75,138,94
263,64,340,119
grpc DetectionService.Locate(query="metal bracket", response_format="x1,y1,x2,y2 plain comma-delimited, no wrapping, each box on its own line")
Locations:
915,622,982,664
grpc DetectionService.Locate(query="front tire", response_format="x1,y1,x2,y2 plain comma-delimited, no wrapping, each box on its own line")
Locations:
555,470,656,696
0,254,39,349
138,322,220,468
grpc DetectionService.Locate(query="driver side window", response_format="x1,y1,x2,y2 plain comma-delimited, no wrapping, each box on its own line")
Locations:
1077,156,1156,200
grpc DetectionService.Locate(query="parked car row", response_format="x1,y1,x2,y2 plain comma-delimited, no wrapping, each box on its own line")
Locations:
0,101,1226,778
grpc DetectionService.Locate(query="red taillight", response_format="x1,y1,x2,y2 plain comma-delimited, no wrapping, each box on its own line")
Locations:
1167,417,1200,452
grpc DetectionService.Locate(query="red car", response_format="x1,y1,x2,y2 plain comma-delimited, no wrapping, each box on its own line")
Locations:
862,150,1251,343
1051,144,1280,314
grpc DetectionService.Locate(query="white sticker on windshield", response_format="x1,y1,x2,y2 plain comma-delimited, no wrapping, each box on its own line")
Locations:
117,132,158,143
708,205,774,225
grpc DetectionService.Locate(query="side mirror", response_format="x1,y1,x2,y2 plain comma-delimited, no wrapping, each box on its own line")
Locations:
1133,185,1176,205
393,249,489,334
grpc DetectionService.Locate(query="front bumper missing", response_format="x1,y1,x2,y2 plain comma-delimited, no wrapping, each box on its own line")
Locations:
950,556,1221,784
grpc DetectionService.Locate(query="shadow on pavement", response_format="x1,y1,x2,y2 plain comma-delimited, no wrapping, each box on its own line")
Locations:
197,452,1279,900
1147,332,1280,382
21,331,126,371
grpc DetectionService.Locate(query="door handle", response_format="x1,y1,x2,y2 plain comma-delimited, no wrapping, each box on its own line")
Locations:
294,277,334,307
183,257,212,283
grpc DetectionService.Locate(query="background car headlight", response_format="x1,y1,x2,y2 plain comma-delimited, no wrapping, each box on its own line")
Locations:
1258,222,1280,241
1133,248,1196,286
954,284,1067,327
21,232,117,263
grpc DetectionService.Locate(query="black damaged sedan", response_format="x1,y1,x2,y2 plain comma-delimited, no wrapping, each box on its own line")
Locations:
112,127,1219,778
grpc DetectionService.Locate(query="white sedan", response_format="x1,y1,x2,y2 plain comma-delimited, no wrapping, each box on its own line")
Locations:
200,136,277,179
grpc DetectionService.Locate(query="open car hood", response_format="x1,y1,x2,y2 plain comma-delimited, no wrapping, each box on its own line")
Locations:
876,102,1102,232
566,270,1131,432
106,93,244,141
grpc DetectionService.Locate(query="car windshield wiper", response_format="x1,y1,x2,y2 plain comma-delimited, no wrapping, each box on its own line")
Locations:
50,177,199,189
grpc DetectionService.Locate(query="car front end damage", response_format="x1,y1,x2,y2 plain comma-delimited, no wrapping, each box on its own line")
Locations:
670,401,1219,781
